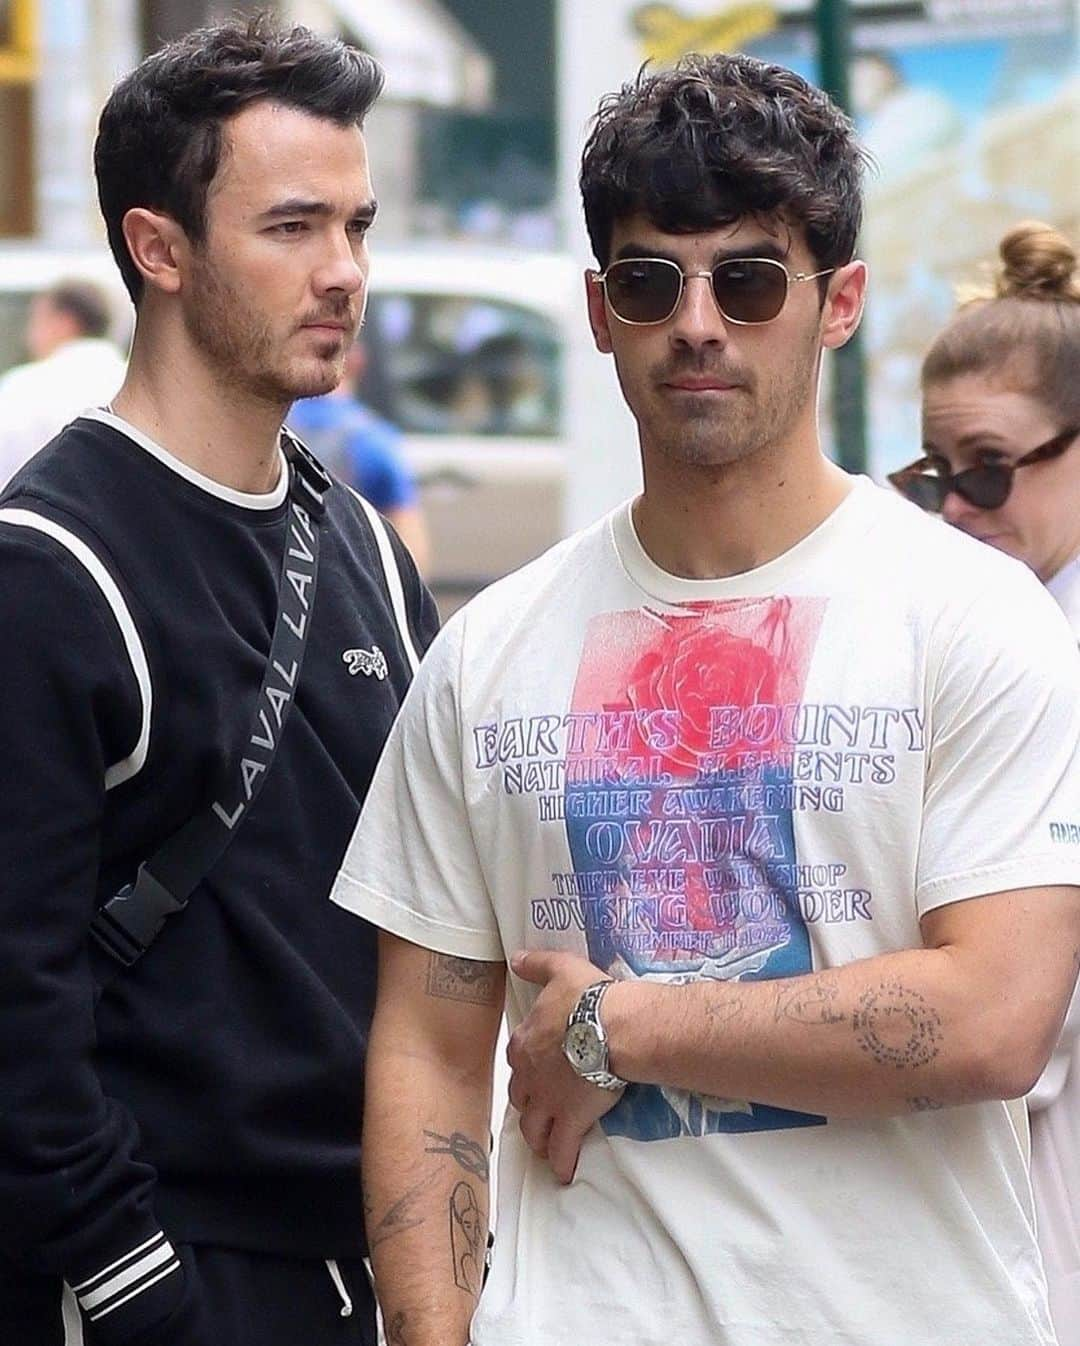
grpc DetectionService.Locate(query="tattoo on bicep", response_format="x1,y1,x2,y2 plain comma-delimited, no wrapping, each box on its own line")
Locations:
426,953,501,1006
368,1169,440,1249
774,977,847,1026
852,981,943,1069
907,1096,945,1112
424,1129,490,1182
449,1181,485,1295
386,1311,409,1345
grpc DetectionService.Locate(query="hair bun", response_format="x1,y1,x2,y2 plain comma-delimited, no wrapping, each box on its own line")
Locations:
996,220,1080,301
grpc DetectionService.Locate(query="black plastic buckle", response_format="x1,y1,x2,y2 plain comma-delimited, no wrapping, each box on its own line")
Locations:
284,436,332,520
89,864,188,968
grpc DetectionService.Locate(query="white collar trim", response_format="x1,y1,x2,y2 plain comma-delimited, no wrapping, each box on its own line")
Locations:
81,407,288,511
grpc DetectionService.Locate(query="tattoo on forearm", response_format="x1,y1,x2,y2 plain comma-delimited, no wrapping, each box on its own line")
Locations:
852,981,943,1069
774,977,847,1026
907,1096,945,1112
386,1311,409,1345
427,953,501,1006
368,1170,439,1249
424,1129,490,1181
703,988,745,1025
449,1181,485,1295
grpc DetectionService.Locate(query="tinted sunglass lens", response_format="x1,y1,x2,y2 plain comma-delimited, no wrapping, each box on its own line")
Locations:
606,260,681,323
900,475,947,512
713,260,788,323
956,466,1011,510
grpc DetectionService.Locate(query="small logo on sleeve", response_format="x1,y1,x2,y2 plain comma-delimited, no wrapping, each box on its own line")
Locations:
343,645,388,680
1050,822,1080,845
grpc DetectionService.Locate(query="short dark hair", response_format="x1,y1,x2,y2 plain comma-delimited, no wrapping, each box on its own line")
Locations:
94,14,384,303
580,53,869,272
44,279,112,338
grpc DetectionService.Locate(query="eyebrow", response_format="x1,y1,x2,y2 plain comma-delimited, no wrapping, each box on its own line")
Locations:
613,238,789,265
923,430,1013,452
258,198,378,224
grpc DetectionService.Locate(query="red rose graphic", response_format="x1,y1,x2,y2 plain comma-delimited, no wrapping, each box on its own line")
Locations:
623,604,785,775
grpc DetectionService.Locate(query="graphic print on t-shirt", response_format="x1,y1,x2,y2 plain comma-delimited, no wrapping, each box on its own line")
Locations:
564,597,828,1139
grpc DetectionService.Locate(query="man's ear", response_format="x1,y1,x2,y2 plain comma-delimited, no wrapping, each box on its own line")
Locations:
121,207,188,297
585,269,614,354
820,259,867,351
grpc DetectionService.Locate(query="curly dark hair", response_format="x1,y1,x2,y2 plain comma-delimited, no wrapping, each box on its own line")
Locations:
580,53,869,273
94,14,384,304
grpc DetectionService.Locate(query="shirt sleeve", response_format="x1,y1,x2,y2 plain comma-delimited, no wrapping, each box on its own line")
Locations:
330,613,503,960
916,563,1080,915
0,523,197,1343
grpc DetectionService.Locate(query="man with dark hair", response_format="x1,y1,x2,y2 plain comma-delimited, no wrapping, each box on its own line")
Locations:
0,17,437,1346
0,278,127,484
332,53,1080,1344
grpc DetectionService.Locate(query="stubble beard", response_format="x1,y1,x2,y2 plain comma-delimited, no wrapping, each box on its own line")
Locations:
183,252,348,406
638,328,821,470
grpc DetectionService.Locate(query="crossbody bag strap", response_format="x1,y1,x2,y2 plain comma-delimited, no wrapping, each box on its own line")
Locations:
89,437,332,977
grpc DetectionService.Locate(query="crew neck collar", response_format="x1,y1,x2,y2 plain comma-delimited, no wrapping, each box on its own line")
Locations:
610,476,875,604
82,406,288,511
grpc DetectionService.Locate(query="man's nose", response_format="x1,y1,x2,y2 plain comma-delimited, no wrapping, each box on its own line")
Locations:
669,272,727,347
313,233,366,296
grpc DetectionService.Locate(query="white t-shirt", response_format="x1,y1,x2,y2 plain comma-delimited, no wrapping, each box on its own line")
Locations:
1031,551,1080,1343
334,478,1080,1346
0,338,128,485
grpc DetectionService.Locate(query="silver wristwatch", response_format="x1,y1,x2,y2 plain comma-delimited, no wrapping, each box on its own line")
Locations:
562,980,628,1091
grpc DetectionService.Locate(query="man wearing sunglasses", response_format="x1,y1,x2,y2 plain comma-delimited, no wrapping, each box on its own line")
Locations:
334,54,1080,1346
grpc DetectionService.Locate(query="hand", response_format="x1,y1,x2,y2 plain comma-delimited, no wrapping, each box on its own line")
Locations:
507,949,626,1184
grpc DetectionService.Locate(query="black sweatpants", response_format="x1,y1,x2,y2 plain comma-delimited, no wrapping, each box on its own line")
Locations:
1,1245,378,1346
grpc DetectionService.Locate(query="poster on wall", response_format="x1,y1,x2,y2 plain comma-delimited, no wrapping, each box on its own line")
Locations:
558,0,1078,492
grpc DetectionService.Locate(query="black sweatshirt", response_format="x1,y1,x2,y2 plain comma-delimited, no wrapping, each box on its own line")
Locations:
0,410,438,1343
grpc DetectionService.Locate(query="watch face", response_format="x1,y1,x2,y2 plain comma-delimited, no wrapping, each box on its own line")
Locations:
564,1021,605,1075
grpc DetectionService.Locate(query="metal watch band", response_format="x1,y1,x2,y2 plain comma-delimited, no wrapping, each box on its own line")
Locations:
568,979,628,1090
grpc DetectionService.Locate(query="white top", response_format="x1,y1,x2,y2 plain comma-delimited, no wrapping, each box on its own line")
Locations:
334,479,1080,1346
1031,551,1080,1343
0,338,128,486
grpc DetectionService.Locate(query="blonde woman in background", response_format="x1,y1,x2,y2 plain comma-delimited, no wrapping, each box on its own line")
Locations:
893,220,1080,1340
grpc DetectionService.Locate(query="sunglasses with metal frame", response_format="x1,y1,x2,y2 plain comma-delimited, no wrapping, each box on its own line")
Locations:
594,255,835,327
888,425,1080,512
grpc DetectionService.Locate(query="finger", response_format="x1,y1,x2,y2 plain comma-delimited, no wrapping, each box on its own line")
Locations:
547,1119,585,1186
510,949,562,985
507,1070,530,1112
519,1108,554,1159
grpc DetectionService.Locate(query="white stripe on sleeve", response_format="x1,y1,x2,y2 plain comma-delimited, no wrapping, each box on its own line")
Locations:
72,1231,180,1320
0,507,152,788
346,486,421,675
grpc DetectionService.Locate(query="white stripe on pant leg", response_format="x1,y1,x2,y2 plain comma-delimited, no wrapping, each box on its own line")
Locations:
62,1284,84,1345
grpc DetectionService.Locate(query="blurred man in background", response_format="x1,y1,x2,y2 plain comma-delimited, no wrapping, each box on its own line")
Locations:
289,340,430,571
0,278,127,484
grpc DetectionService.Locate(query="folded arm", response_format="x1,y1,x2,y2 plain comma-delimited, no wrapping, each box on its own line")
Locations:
510,885,1080,1179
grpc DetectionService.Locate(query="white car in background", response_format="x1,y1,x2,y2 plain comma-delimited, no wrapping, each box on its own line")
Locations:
365,244,575,612
0,240,577,614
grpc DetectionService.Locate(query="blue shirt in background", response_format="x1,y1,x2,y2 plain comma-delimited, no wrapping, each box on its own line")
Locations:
288,395,418,512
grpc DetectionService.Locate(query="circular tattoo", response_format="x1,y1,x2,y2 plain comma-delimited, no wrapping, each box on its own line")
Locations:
852,981,942,1069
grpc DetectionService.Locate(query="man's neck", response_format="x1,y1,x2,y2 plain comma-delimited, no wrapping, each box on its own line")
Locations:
111,326,287,496
633,440,854,580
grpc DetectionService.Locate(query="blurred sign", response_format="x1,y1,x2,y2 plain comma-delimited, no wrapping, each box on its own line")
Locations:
633,3,779,60
0,0,34,83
